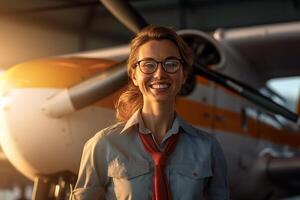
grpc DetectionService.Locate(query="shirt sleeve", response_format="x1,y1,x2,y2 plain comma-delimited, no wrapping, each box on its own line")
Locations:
70,132,109,200
206,137,230,200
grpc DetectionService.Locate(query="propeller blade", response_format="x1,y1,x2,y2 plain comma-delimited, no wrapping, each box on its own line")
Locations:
194,64,299,122
99,0,148,33
70,60,128,110
42,60,128,117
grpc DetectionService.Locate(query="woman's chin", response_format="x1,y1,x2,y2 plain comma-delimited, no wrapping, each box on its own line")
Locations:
152,95,175,104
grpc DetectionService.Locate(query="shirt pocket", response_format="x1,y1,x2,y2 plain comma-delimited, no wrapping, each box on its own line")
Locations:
169,161,212,200
107,160,152,200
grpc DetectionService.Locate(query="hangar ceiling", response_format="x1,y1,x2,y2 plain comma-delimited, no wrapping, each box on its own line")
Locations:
2,0,300,28
0,0,300,68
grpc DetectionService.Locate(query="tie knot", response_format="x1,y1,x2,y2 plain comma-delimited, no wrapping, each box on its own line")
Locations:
152,152,165,165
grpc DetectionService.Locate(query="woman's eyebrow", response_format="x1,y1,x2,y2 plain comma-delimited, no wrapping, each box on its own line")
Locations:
139,56,181,61
165,56,181,60
139,57,155,61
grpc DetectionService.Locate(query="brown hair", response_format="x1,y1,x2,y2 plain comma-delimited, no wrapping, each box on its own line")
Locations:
115,25,194,122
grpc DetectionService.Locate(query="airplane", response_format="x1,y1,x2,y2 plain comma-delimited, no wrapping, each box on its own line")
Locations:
0,0,300,199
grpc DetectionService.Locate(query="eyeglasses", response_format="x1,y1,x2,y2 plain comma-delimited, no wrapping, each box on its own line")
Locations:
135,58,183,74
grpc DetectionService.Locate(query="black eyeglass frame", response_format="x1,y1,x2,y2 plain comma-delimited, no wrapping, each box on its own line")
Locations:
135,57,184,74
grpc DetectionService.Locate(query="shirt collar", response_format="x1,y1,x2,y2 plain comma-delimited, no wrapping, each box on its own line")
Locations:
120,108,198,137
120,109,141,134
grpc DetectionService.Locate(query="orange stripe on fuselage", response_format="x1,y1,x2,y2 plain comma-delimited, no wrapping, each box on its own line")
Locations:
176,98,213,128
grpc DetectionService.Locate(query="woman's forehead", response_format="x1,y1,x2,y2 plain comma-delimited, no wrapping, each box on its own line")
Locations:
137,40,181,60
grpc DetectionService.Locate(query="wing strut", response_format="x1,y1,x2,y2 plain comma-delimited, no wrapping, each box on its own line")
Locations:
193,65,298,122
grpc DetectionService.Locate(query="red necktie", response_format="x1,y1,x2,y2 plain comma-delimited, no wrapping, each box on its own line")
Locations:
139,132,180,200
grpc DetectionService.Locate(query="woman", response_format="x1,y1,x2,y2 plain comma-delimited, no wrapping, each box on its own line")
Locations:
71,25,229,200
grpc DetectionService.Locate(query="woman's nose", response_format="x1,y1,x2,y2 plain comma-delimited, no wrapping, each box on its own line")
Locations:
153,63,167,78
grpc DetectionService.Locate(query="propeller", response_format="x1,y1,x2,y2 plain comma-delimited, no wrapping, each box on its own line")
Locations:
43,0,148,117
100,0,148,34
99,0,298,122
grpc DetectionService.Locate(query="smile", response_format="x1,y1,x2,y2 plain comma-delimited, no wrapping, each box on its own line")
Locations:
150,83,170,89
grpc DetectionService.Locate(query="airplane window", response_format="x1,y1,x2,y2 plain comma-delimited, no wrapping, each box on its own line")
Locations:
258,112,282,130
267,76,300,113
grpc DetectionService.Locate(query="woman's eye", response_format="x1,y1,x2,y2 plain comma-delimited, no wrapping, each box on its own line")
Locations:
143,62,156,68
165,61,178,68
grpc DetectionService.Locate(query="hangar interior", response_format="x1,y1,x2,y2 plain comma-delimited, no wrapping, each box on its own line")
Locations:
1,0,300,200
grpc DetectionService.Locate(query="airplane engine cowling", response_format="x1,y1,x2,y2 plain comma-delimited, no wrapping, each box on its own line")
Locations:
178,29,225,70
174,30,226,96
0,58,119,180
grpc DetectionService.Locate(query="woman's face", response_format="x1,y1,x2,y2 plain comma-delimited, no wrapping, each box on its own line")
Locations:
132,39,186,105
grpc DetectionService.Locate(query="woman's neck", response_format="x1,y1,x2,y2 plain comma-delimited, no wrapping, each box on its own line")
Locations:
141,101,175,144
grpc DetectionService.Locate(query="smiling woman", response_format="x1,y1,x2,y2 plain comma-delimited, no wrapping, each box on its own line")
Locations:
115,25,194,123
71,25,229,200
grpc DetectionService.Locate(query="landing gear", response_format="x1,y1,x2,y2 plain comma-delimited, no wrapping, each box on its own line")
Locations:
32,171,77,200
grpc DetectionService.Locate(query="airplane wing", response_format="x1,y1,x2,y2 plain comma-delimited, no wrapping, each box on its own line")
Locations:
215,21,300,80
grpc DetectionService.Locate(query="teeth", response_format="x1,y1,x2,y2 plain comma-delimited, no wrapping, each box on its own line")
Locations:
151,84,169,89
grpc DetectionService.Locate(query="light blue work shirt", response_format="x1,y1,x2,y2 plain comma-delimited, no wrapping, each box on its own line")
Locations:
71,109,229,200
